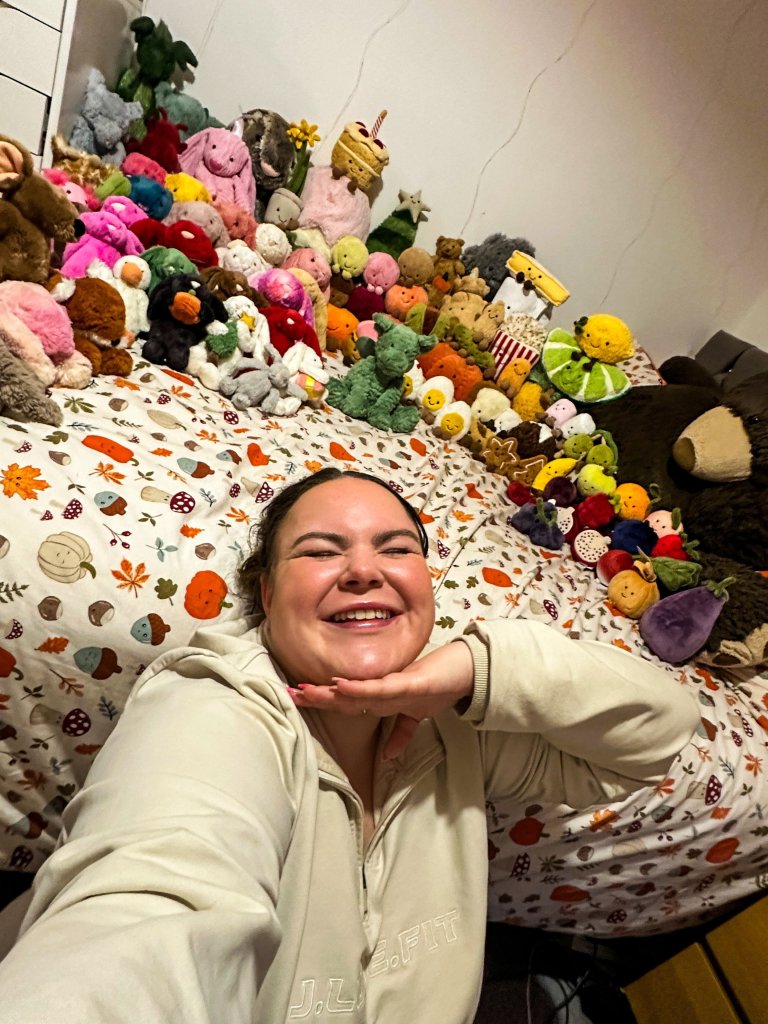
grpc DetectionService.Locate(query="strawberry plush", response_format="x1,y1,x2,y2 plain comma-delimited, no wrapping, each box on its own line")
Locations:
651,533,699,562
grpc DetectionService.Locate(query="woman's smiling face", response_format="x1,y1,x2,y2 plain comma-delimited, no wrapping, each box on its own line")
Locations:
261,477,435,686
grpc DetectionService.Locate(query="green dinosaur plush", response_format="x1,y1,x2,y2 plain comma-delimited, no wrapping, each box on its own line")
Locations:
117,17,198,116
326,313,435,433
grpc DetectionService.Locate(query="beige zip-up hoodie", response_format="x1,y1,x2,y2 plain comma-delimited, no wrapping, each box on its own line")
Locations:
0,618,698,1023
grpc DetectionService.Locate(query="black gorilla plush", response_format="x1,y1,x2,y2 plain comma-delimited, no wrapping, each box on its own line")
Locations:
140,274,227,372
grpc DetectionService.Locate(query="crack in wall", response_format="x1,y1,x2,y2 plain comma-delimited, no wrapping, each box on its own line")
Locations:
710,183,768,325
459,0,599,237
323,0,413,149
598,0,758,307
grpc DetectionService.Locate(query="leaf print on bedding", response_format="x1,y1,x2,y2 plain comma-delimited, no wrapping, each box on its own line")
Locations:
111,560,150,596
1,465,50,500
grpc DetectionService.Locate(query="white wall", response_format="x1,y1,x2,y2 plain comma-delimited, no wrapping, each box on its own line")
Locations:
58,0,143,139
141,0,768,362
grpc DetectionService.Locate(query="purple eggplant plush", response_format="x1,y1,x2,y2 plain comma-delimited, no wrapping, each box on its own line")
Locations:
639,577,735,665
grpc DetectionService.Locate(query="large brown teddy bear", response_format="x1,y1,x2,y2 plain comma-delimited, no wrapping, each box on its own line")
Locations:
51,276,133,376
0,135,80,284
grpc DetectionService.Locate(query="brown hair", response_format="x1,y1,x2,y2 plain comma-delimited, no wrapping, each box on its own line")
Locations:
238,469,429,622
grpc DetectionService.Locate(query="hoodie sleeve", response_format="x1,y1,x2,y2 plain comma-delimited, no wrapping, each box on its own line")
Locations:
0,655,303,1024
457,620,699,809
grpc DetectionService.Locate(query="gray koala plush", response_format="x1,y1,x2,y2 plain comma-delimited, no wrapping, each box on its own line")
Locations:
69,69,143,165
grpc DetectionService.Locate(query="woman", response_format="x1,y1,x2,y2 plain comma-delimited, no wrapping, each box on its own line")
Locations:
0,469,698,1023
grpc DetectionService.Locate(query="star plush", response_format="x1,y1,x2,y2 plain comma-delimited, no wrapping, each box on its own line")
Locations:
396,189,431,224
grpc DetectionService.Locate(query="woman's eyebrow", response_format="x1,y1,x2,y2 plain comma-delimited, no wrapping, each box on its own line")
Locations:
288,528,422,552
288,531,346,551
373,529,422,547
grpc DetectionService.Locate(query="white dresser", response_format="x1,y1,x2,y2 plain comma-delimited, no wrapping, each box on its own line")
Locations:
0,0,76,166
0,0,142,167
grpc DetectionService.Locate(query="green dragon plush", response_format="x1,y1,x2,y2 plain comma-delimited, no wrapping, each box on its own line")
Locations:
326,313,435,433
117,17,198,117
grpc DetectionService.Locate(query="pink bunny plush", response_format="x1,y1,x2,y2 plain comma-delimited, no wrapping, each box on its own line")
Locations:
363,251,400,294
179,127,256,212
282,247,332,302
60,211,145,278
101,195,147,227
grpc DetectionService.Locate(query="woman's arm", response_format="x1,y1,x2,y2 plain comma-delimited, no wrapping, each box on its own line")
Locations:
461,619,700,808
290,619,699,808
0,658,301,1024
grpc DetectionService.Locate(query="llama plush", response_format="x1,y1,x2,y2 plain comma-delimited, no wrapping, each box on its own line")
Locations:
60,210,144,277
178,127,256,211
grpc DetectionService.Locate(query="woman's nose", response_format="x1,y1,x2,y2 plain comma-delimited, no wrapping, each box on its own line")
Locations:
339,548,384,588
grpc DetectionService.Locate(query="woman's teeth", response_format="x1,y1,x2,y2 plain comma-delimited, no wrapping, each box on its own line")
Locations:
332,609,392,622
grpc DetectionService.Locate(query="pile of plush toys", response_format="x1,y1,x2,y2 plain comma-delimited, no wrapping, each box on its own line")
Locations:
0,13,645,431
503,356,768,672
2,16,767,674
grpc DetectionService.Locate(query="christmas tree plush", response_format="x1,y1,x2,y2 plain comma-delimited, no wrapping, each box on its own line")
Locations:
541,327,630,403
367,189,430,258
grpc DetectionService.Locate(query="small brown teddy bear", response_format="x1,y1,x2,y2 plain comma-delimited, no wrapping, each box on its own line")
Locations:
0,135,80,285
51,276,132,376
432,235,465,292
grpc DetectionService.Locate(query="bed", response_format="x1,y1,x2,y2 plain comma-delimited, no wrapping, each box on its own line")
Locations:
1,345,767,937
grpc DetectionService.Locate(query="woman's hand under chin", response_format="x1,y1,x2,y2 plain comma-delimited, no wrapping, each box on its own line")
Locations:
288,640,475,760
